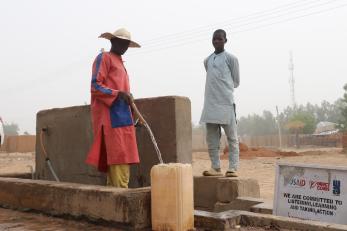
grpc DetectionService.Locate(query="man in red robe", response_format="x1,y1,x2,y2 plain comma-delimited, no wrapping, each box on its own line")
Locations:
86,28,141,188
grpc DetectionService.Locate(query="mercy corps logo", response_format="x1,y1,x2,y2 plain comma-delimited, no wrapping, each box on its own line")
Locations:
309,181,330,191
289,177,306,187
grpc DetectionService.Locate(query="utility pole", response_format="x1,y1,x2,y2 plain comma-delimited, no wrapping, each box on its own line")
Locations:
288,51,296,108
276,106,282,149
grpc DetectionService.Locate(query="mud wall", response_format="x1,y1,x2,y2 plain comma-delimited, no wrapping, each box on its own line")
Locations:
0,135,36,153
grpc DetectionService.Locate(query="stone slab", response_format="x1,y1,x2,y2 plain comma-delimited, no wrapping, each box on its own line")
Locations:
240,211,347,231
194,176,220,211
194,176,260,211
214,197,267,212
194,210,347,231
0,177,151,230
250,200,273,214
216,178,260,203
35,96,192,187
194,210,242,231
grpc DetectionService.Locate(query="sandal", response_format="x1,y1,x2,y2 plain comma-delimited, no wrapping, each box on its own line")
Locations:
225,170,238,177
203,168,223,176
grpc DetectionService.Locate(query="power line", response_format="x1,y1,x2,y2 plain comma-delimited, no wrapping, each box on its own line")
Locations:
140,0,338,48
141,0,317,44
128,2,347,56
230,3,347,35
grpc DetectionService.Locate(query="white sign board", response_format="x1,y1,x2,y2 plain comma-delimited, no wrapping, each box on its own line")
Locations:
274,163,347,224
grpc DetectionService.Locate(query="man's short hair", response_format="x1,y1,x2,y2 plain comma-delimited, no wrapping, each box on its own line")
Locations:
213,29,227,39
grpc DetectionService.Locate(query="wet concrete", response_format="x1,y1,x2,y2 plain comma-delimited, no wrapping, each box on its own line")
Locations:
0,207,122,231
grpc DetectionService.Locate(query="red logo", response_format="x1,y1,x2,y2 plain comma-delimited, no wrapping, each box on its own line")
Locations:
290,177,306,187
310,181,329,191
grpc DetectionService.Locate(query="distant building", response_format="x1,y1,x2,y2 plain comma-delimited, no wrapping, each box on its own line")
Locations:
314,121,339,135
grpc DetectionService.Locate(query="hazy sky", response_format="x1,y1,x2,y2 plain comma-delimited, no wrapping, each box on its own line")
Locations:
1,0,347,134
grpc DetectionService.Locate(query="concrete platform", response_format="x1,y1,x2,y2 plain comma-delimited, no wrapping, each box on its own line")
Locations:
195,210,347,231
194,176,260,211
0,178,151,230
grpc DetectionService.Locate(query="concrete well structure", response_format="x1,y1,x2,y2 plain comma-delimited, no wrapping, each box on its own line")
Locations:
35,96,192,187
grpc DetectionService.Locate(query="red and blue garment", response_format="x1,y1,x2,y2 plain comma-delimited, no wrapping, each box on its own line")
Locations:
85,52,139,172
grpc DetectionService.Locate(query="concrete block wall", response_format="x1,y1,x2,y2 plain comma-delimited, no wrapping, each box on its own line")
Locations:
35,96,192,187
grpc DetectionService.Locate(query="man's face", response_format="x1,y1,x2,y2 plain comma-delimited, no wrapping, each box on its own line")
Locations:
212,32,226,51
111,37,130,55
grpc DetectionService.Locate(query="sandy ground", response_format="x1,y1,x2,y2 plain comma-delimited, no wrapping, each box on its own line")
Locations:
1,148,346,201
193,147,347,200
0,152,35,175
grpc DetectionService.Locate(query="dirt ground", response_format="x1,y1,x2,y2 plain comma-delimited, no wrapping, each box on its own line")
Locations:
0,207,122,231
0,207,289,231
193,147,347,200
0,152,35,175
1,147,346,201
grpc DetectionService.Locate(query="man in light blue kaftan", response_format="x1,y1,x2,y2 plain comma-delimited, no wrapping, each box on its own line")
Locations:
200,29,240,177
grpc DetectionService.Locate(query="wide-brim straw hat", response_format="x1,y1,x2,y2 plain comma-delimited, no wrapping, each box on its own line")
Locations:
99,28,141,48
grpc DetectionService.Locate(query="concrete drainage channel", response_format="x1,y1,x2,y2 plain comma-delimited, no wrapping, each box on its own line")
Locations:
195,210,347,231
1,177,347,230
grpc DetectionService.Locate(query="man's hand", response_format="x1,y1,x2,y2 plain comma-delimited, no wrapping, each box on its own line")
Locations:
134,118,145,127
118,91,133,105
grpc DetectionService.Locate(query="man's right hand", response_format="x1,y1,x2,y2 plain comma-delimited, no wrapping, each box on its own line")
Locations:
118,91,133,105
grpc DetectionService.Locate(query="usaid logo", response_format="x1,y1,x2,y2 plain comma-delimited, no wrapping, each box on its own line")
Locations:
289,177,306,187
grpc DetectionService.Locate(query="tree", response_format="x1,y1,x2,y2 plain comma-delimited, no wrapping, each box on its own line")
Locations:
237,98,344,136
338,83,347,131
286,120,305,148
3,123,19,136
287,111,316,134
237,110,277,136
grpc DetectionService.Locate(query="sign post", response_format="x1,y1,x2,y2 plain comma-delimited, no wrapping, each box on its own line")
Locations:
274,163,347,224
